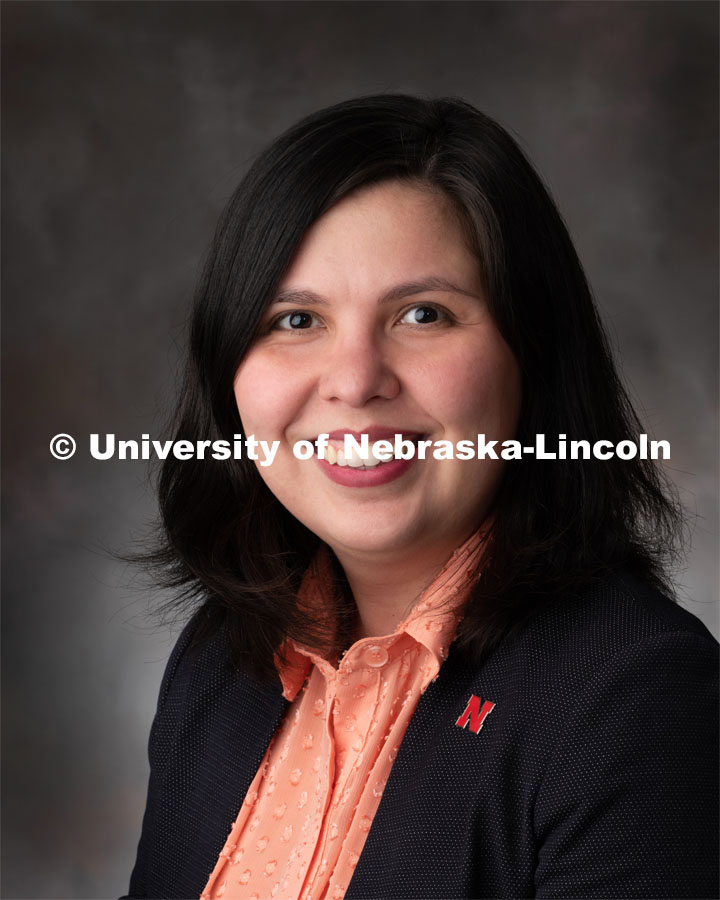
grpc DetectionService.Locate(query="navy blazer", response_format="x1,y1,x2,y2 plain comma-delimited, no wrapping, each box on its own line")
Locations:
125,572,719,899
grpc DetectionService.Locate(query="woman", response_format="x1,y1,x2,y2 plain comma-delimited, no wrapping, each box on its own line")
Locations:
125,95,718,899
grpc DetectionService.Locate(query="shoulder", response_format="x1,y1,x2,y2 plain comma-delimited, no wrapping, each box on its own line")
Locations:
522,569,719,723
128,612,288,899
510,569,718,673
382,575,717,898
151,608,232,717
524,576,719,897
441,570,718,764
148,607,285,771
463,571,719,789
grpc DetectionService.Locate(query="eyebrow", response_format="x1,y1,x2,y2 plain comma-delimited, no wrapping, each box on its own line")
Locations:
271,277,481,306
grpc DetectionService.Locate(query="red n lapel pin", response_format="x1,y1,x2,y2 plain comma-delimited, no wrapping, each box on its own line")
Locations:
455,695,496,733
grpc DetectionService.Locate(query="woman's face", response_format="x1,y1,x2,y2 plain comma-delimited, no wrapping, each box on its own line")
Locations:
234,180,521,567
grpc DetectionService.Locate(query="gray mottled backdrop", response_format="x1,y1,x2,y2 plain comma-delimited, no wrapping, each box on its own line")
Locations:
2,2,717,897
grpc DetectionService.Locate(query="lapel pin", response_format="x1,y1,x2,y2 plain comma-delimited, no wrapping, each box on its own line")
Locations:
456,694,496,733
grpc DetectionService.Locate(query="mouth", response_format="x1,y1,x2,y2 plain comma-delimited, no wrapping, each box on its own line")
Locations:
322,435,423,468
311,429,425,487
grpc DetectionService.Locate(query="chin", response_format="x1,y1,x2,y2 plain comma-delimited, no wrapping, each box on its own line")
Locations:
314,516,424,560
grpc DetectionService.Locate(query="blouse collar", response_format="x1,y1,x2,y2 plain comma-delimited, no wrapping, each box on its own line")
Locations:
276,528,486,701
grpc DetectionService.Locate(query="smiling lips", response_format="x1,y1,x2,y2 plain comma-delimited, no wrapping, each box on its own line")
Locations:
323,439,414,468
314,428,422,487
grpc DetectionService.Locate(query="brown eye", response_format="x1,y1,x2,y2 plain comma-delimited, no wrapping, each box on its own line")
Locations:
274,311,317,330
399,305,446,325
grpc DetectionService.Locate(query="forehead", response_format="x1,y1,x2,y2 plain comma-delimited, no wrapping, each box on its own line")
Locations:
276,180,480,296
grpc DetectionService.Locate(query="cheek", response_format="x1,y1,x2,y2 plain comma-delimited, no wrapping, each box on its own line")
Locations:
478,348,522,428
233,353,297,436
423,338,521,435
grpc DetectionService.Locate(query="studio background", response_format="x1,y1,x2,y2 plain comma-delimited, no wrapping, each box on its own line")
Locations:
2,2,717,897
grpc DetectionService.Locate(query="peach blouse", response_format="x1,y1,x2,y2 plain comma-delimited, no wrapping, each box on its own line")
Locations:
201,531,484,900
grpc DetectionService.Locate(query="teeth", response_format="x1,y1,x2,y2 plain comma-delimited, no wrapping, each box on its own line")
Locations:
322,441,396,468
347,450,365,468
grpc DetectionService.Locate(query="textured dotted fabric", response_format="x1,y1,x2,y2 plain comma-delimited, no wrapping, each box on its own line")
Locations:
201,534,483,900
125,570,719,899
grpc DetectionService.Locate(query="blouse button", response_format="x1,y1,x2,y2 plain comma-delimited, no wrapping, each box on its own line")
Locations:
364,644,388,667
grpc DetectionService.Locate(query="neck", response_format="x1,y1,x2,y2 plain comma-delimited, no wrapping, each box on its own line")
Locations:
332,536,473,641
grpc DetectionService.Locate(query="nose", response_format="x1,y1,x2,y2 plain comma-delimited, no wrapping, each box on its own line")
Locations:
317,330,400,407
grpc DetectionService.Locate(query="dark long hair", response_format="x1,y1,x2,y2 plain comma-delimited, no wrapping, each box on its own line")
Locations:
146,94,682,682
